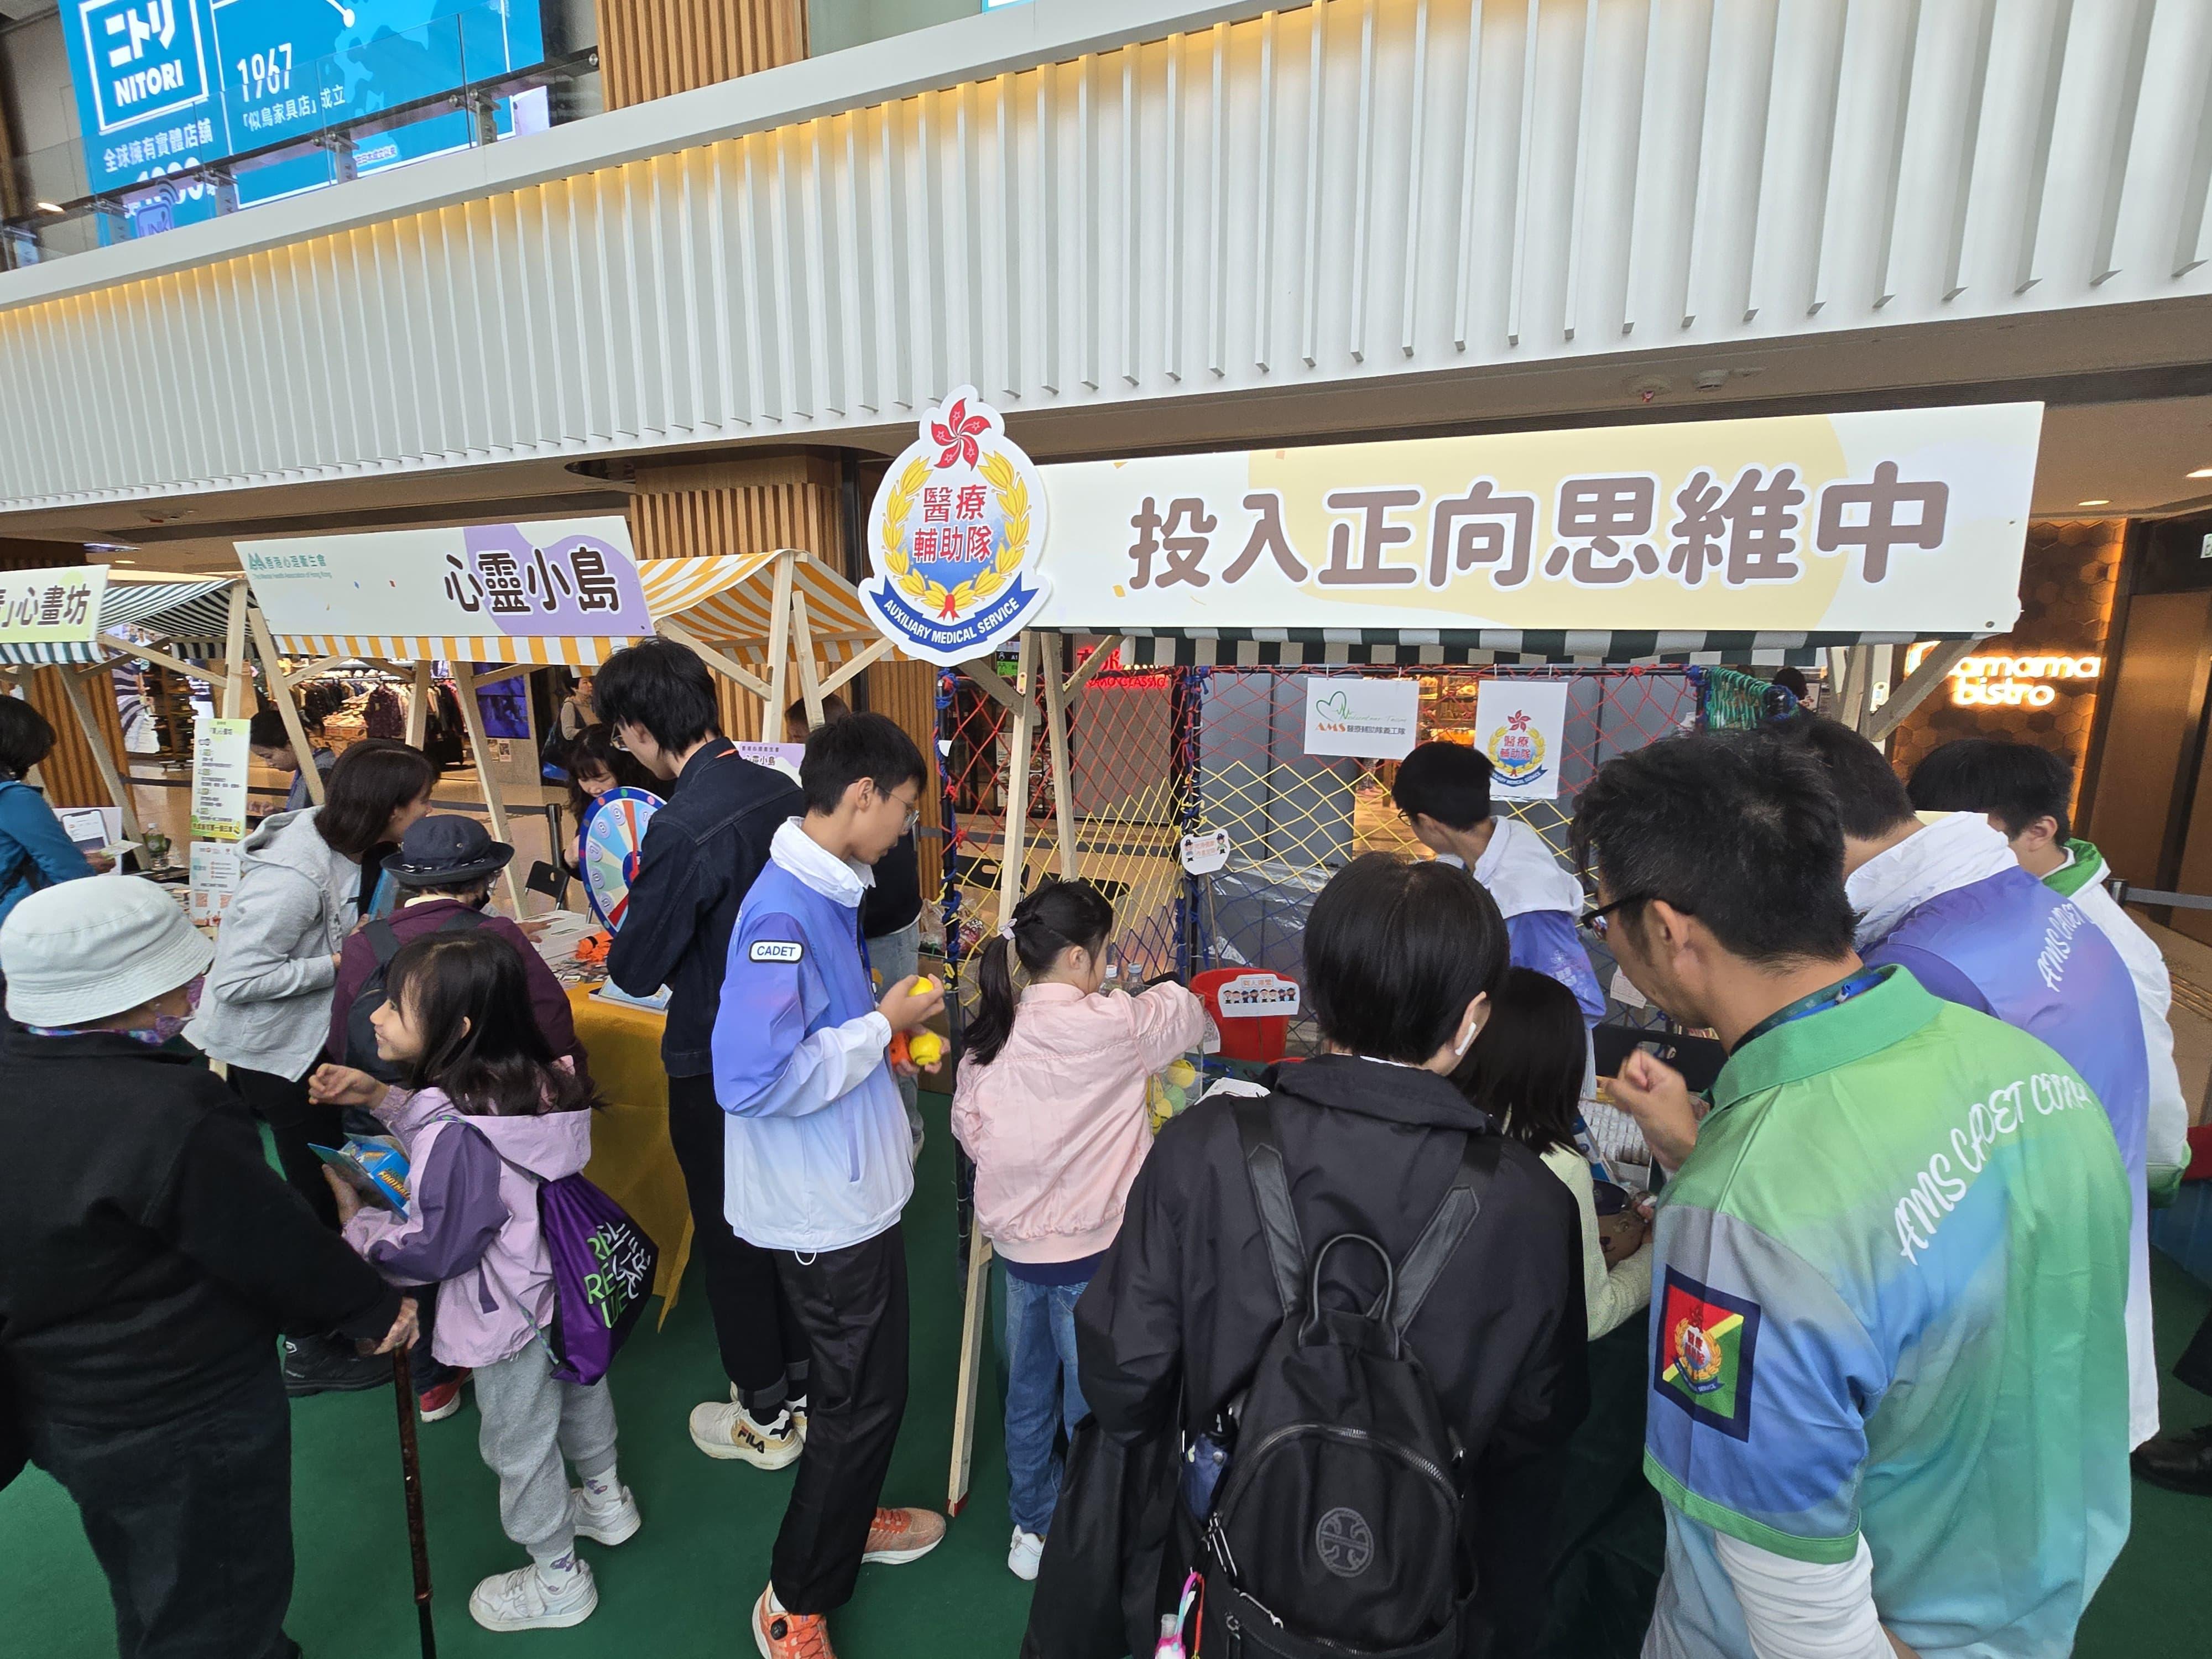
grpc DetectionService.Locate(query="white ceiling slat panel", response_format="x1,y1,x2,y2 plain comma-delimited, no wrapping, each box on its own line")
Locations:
4,0,2212,513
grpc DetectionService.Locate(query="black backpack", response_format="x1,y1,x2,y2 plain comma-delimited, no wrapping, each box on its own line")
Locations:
343,910,489,1084
1202,1100,1495,1659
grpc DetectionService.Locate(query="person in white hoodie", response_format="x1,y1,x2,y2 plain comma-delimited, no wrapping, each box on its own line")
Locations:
1392,740,1605,1023
1783,714,2159,1452
1906,738,2192,1206
712,713,947,1659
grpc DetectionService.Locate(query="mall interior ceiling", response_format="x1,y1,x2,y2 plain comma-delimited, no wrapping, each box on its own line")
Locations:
4,286,2212,575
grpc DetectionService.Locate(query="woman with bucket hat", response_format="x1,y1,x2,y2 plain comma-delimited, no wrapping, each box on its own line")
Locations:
0,877,418,1659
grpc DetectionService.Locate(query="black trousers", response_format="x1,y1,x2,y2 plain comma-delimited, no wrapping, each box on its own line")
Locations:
29,1362,300,1659
229,1065,344,1233
666,1071,809,1412
771,1223,911,1614
2177,1305,2212,1400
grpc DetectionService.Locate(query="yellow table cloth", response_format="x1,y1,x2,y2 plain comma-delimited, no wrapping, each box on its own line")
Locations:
568,985,693,1312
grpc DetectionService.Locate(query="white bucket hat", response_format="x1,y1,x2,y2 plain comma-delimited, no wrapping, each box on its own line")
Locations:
2,876,214,1027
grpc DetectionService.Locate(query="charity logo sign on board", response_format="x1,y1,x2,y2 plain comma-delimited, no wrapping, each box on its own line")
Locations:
1302,677,1422,760
1473,680,1571,802
862,388,1052,666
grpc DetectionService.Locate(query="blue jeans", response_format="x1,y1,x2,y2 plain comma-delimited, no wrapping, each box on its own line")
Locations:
1003,1271,1091,1537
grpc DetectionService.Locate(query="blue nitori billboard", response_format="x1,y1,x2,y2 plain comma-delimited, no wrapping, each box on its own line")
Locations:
62,0,544,231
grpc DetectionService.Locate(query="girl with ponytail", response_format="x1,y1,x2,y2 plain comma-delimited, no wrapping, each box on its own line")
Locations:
949,877,1206,1578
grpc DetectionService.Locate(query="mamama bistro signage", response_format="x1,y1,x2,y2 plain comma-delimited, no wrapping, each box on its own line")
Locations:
1032,403,2041,638
1905,643,2100,708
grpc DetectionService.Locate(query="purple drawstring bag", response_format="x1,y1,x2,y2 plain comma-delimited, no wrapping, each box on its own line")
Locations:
536,1173,659,1385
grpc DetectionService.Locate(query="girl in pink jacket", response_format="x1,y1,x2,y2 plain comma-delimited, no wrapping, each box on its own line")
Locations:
312,932,639,1636
949,879,1205,1581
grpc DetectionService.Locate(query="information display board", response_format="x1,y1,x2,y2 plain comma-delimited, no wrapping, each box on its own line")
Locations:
61,0,544,228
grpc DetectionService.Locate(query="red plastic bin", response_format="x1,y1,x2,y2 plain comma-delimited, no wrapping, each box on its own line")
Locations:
1191,967,1300,1065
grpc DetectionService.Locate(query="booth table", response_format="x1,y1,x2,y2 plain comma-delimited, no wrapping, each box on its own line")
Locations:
568,985,693,1313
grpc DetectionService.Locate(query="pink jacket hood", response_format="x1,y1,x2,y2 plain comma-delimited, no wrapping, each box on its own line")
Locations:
950,980,1205,1264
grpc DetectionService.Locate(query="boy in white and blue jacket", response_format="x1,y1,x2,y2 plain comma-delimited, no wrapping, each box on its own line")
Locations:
712,712,948,1659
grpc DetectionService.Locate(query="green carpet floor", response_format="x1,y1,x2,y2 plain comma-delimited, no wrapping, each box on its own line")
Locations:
6,1093,2211,1657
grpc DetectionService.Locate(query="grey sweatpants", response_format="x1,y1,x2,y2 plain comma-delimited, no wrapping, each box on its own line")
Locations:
473,1344,619,1562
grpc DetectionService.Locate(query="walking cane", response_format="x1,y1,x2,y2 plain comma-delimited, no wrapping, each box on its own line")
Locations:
392,1345,438,1659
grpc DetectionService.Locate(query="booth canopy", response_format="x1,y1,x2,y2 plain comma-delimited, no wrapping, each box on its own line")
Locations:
265,552,877,669
1111,625,1888,669
0,575,239,668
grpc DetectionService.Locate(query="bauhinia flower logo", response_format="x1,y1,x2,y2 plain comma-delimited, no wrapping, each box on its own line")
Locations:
931,397,992,468
863,387,1053,667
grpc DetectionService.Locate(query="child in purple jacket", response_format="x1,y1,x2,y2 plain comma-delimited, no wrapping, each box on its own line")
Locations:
312,931,640,1635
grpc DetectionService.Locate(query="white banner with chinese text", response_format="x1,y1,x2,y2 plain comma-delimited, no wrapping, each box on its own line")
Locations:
239,519,651,643
1035,404,2039,638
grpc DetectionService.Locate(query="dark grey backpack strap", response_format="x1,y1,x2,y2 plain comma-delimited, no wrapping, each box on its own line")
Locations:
366,917,404,968
1232,1098,1306,1319
1390,1132,1498,1343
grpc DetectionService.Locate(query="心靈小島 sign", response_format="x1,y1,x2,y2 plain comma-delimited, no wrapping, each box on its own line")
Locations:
863,388,1052,665
1030,403,2041,639
238,518,651,643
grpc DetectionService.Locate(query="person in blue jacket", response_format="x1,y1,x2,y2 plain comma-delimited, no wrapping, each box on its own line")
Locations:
1780,713,2159,1453
712,711,949,1659
1393,740,1605,1023
0,697,97,932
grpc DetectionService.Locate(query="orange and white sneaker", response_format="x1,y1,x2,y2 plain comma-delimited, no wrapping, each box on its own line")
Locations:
860,1506,946,1566
753,1585,836,1659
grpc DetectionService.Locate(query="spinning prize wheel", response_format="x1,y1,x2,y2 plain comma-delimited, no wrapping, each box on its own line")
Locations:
581,787,666,931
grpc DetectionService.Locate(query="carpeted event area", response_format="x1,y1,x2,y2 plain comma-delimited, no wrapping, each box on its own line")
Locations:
3,1094,2208,1658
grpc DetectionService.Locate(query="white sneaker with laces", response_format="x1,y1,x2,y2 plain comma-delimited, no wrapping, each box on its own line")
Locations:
1008,1528,1045,1582
690,1398,802,1468
468,1556,598,1631
572,1481,642,1546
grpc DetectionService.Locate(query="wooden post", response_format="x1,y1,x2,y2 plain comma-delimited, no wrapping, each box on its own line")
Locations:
404,662,433,749
1866,638,1980,745
949,632,1038,1516
453,665,526,916
1040,633,1079,879
218,582,251,719
947,1212,994,1519
760,551,796,744
58,658,143,843
791,588,828,732
246,604,324,807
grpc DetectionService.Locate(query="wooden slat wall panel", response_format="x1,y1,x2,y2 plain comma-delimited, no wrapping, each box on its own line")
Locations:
595,0,808,111
868,656,945,925
625,453,844,743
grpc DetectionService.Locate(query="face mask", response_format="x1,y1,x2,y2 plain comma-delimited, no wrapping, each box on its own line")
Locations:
150,975,205,1044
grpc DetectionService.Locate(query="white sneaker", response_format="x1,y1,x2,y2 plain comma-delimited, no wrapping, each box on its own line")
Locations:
468,1556,598,1631
1008,1527,1045,1582
572,1482,642,1547
690,1398,801,1468
729,1383,811,1446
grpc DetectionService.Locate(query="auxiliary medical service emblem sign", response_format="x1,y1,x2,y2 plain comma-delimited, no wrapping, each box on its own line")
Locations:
863,388,1051,666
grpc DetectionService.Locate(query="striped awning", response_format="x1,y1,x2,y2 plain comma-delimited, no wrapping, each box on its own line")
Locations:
0,577,239,667
1109,628,1928,670
267,552,878,670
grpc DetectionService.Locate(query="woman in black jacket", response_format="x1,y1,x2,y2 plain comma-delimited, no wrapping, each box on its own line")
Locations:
1073,853,1589,1657
0,877,417,1659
